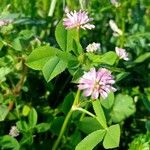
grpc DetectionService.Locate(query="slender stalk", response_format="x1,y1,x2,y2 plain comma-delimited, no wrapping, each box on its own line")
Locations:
120,6,125,47
52,109,73,150
79,103,90,120
79,0,84,9
52,90,80,150
48,0,57,17
14,98,20,119
76,28,80,42
73,107,96,118
114,57,120,67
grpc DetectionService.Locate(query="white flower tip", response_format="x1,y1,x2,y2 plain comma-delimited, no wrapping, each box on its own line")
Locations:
86,42,101,52
115,47,129,61
9,126,19,137
109,20,122,35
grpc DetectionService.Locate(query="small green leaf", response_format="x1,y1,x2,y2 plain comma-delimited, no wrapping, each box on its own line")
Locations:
26,46,59,70
86,51,117,66
28,108,38,128
110,94,136,123
70,130,81,147
55,20,76,52
0,105,9,121
103,124,120,149
78,117,102,134
116,72,130,82
19,29,35,40
100,51,117,65
76,129,106,150
12,37,22,51
16,120,29,132
57,51,76,62
71,68,83,83
35,123,50,133
142,94,150,112
22,105,31,116
62,92,74,115
128,133,150,150
92,100,107,128
72,39,83,55
55,20,67,51
42,56,67,82
134,52,150,63
101,92,114,109
0,135,20,150
20,133,33,145
50,116,64,135
0,67,11,82
55,20,82,53
67,30,75,52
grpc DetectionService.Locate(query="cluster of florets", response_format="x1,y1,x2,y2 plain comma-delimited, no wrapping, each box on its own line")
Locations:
63,8,129,99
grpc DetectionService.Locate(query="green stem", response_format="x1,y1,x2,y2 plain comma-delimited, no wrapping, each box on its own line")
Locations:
120,6,125,47
48,0,57,17
74,90,80,106
14,98,20,119
73,107,96,118
52,90,80,150
79,0,84,9
52,109,73,150
79,103,90,120
76,28,80,42
114,57,120,67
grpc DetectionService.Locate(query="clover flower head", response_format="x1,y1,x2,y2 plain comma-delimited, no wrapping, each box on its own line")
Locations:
109,20,122,36
86,42,101,52
63,10,95,30
9,126,19,137
115,47,129,61
78,68,116,99
0,19,12,27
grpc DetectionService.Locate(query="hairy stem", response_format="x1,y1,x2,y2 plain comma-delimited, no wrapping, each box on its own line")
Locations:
52,90,80,150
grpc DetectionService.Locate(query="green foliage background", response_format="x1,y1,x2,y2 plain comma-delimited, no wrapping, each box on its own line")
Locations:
0,0,150,149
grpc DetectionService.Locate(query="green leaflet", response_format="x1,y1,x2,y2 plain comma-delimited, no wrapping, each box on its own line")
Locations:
78,117,102,134
28,108,38,128
26,45,75,82
0,135,20,150
76,129,106,150
103,124,120,149
134,52,150,63
26,46,58,70
101,92,114,109
86,51,117,66
92,100,107,128
0,105,9,121
55,20,83,54
42,56,67,82
110,94,136,123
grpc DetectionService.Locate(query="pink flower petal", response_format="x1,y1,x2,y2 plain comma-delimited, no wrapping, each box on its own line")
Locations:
63,10,95,30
